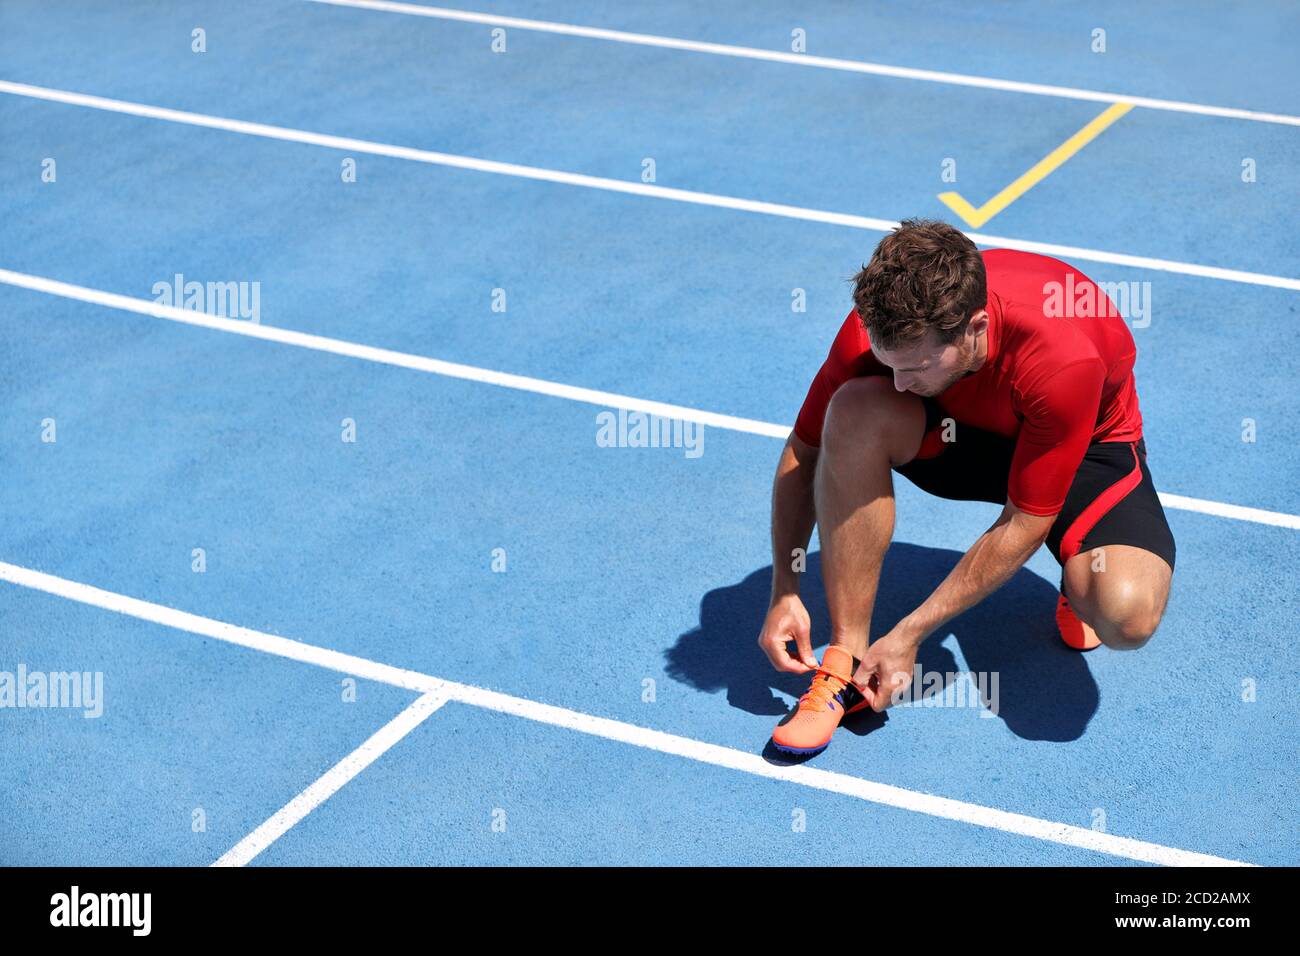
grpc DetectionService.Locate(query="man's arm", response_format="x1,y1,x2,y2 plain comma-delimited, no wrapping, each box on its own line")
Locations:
757,433,822,673
895,354,1104,645
769,433,819,602
851,500,1054,708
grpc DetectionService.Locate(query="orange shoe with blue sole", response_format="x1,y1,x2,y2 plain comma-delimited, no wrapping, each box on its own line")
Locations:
771,645,874,755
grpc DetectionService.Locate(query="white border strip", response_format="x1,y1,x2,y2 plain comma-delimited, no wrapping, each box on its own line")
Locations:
305,0,1300,128
213,690,448,867
1,80,1298,291
3,266,1297,529
0,548,442,692
0,268,789,439
1157,492,1300,528
0,560,1255,867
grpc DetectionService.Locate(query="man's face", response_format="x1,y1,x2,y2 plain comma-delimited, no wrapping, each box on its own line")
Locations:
869,313,986,397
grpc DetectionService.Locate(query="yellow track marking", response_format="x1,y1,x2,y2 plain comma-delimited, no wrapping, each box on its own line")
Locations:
938,102,1134,228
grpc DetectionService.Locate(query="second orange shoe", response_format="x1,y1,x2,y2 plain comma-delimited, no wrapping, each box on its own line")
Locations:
771,645,873,755
1056,587,1101,651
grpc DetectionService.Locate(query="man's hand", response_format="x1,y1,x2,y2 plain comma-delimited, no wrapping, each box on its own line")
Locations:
758,594,818,673
852,626,922,712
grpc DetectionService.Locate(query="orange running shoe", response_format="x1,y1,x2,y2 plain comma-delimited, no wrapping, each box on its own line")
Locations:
1056,586,1101,651
771,645,873,755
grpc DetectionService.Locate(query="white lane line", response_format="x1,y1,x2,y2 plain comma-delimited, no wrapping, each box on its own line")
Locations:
1157,492,1300,529
1,80,1298,292
0,560,1254,867
3,266,1297,530
304,0,1300,128
0,267,790,439
213,690,447,867
0,550,443,693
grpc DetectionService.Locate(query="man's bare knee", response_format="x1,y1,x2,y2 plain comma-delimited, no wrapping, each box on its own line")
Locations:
1098,614,1161,650
822,378,924,468
1093,578,1165,650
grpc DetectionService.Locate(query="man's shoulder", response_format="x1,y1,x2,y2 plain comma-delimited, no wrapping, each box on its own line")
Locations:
982,248,1082,288
995,292,1107,399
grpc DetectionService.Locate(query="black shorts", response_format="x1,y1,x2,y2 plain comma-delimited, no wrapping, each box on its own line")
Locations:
893,400,1176,572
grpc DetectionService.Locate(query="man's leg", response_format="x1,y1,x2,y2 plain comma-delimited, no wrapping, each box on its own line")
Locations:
1063,546,1172,650
1049,438,1177,651
814,377,926,661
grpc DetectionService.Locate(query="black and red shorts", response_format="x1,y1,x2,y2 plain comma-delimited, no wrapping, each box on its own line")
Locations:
893,400,1176,571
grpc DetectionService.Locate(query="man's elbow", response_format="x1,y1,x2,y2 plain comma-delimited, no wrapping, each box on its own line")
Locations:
1004,501,1057,552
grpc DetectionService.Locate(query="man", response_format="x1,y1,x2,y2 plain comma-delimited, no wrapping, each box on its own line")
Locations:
760,219,1176,755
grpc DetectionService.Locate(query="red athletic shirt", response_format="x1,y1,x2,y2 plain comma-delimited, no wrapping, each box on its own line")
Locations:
793,249,1144,516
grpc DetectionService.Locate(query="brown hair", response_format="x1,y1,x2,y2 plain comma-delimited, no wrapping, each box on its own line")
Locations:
851,219,986,350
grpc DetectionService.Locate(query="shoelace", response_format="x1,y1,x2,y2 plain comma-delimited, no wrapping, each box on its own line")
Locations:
797,666,866,712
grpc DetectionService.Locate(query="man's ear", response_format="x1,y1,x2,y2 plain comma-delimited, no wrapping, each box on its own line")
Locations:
967,309,989,337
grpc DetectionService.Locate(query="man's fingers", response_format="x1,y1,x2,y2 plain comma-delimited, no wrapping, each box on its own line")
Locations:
869,676,890,712
876,669,911,712
762,636,812,674
851,658,876,690
859,666,900,713
850,661,882,710
793,630,817,670
775,649,812,674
